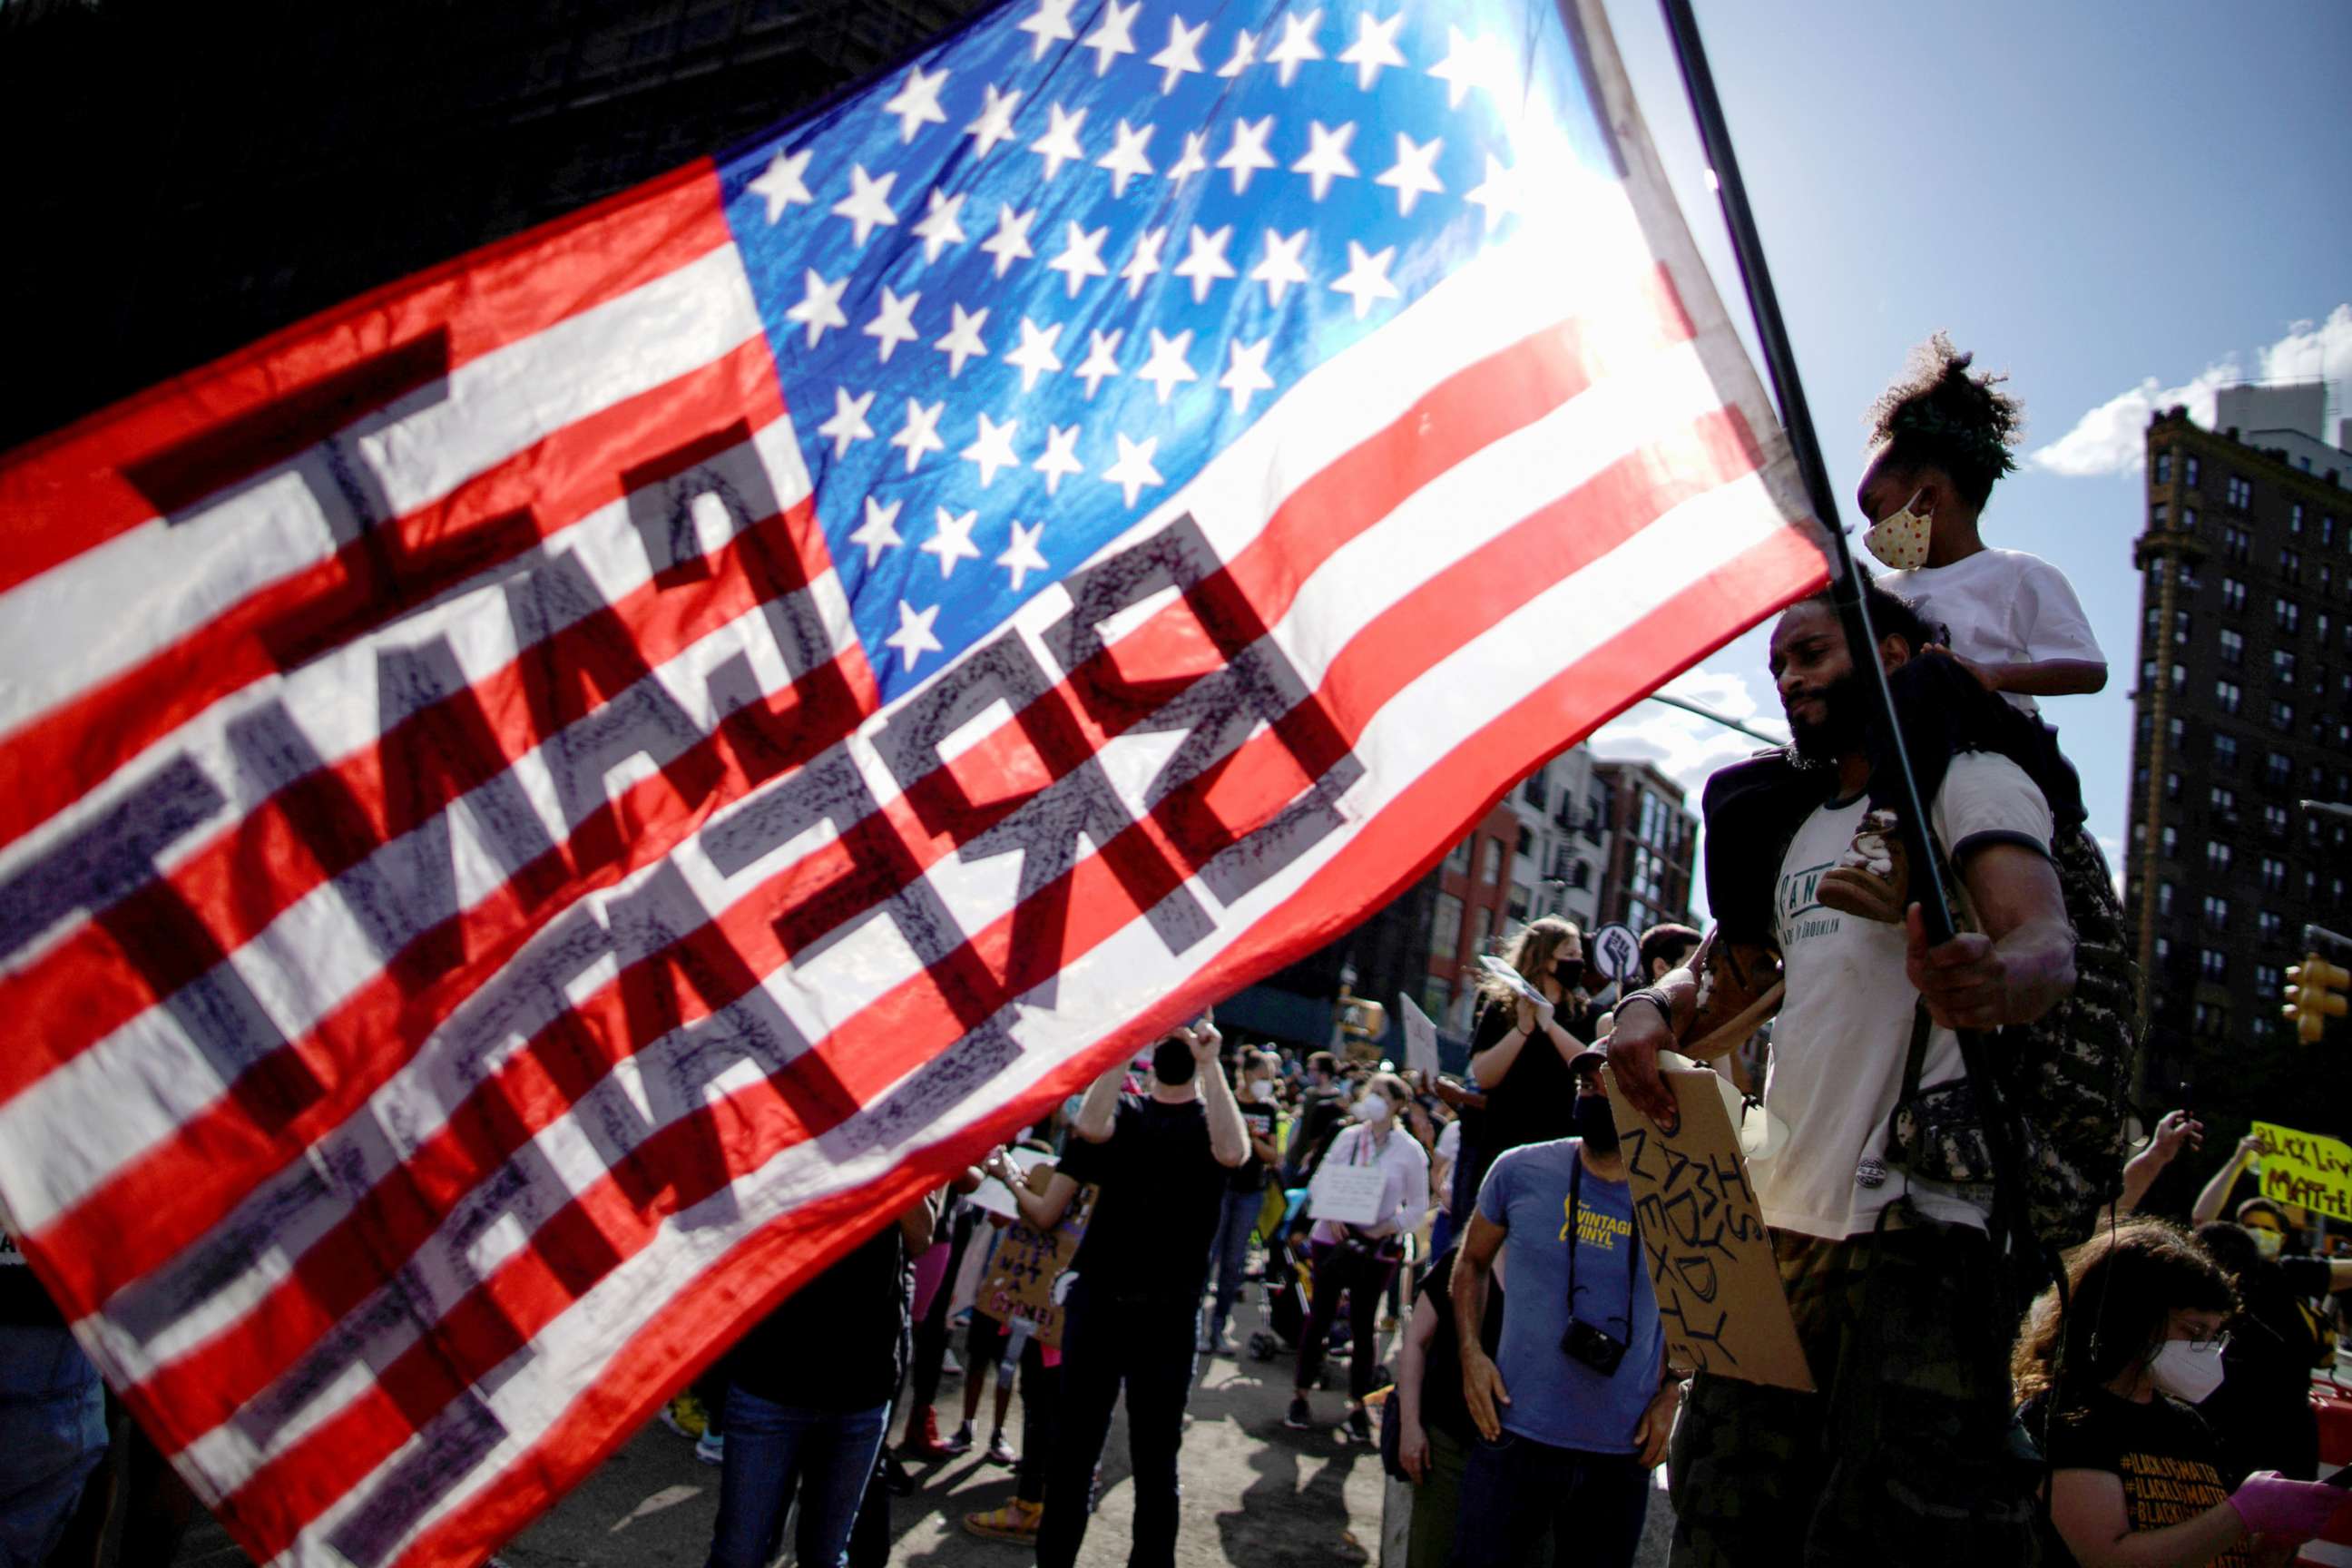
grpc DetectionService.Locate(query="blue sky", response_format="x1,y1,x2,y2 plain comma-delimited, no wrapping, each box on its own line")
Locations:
1577,0,2352,906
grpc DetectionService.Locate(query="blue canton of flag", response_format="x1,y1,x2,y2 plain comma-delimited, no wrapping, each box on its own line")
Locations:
717,0,1618,703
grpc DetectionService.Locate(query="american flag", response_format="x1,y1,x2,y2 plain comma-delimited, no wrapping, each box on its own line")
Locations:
0,0,1823,1563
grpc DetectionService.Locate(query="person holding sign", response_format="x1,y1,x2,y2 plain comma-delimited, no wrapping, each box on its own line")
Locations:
1609,580,2079,1567
1458,918,1597,1214
1034,1017,1247,1568
1285,1073,1430,1442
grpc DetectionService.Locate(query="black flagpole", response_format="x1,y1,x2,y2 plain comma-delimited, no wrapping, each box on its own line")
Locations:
1654,0,1957,947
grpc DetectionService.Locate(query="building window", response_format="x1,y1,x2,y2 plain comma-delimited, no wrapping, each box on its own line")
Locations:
2213,733,2238,770
2208,785,2236,818
2173,608,2191,644
2223,524,2250,563
2269,699,2293,731
2192,1000,2230,1038
1508,881,1532,922
1485,839,1506,885
2324,514,2339,548
2258,909,2284,944
2275,649,2298,685
2263,803,2289,838
2185,455,2201,486
1472,906,1494,956
1522,774,1547,808
2259,856,2287,893
1516,824,1534,857
2200,894,2228,928
2215,679,2241,714
2157,880,2175,916
2226,474,2253,509
2277,597,2301,633
2164,770,2182,801
2154,450,2172,484
2154,936,2171,965
2161,825,2179,859
2151,503,2169,532
2197,947,2226,982
2204,840,2231,875
2221,578,2246,614
2257,963,2283,999
2267,751,2292,789
1431,892,1465,964
2291,502,2306,534
2219,628,2244,665
1447,835,1473,872
2283,547,2302,582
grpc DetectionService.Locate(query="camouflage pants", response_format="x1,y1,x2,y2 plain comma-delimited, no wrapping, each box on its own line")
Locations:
1666,1209,2039,1567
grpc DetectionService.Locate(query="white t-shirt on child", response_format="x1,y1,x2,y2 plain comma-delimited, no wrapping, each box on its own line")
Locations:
1880,547,2103,714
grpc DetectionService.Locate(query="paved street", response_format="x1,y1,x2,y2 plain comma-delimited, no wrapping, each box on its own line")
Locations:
163,1288,1674,1566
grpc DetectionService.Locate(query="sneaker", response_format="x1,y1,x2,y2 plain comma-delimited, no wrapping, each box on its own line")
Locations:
964,1498,1043,1544
942,1348,962,1377
695,1430,725,1465
937,1420,975,1456
984,1429,1019,1466
1345,1407,1373,1445
1207,1325,1237,1356
880,1452,916,1496
1815,807,1909,924
660,1394,710,1441
1283,1396,1315,1432
901,1406,959,1461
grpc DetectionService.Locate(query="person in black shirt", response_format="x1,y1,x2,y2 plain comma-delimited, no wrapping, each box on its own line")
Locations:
1035,1017,1248,1568
1396,1244,1504,1568
2191,1220,2352,1483
704,1190,939,1568
1457,916,1593,1206
1281,1050,1348,1187
1205,1048,1283,1355
2012,1218,2349,1567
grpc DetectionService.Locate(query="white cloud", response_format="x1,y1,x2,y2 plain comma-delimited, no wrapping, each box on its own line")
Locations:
1587,662,1787,807
2031,304,2352,477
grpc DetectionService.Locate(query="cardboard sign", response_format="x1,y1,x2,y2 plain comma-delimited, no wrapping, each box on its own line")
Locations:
974,1164,1097,1349
1308,1162,1388,1226
1601,1065,1814,1392
967,1147,1054,1220
1396,993,1441,1079
1475,954,1544,1005
2252,1121,2352,1223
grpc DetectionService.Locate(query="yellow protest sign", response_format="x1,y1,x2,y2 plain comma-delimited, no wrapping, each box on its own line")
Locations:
2251,1122,2352,1223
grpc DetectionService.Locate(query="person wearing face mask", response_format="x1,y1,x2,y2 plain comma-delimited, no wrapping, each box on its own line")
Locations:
1203,1049,1285,1355
2013,1219,2352,1566
1284,1073,1430,1441
1448,1050,1671,1568
1459,917,1596,1211
1033,1018,1248,1568
2189,1216,2352,1487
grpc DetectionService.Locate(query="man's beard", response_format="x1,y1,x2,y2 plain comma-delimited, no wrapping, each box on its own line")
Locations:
1785,670,1867,765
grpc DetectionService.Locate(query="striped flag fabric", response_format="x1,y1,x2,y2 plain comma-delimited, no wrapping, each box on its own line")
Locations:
0,0,1825,1563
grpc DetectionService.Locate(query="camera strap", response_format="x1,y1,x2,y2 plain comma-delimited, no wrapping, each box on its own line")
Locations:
1563,1152,1638,1334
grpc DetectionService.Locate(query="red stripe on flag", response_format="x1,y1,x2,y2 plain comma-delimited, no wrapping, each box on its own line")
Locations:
0,165,731,598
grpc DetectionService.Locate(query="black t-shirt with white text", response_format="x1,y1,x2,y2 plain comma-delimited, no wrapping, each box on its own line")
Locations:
1059,1096,1227,1305
1230,1096,1279,1194
2028,1388,2249,1568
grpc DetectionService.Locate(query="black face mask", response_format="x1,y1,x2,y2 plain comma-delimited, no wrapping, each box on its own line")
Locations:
1152,1037,1198,1086
1573,1093,1619,1155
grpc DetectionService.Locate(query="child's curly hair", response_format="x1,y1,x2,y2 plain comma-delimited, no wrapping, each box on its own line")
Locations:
1867,333,2023,509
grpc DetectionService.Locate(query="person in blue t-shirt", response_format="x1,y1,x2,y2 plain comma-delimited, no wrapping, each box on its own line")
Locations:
1449,1046,1676,1568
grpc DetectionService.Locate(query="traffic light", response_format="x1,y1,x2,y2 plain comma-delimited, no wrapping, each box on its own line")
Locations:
1339,997,1387,1043
2283,954,2349,1044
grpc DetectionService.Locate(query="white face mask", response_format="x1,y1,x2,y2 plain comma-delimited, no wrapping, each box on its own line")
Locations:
2148,1338,2227,1404
1248,1078,1277,1103
2248,1227,2284,1259
1355,1092,1392,1124
1863,489,1933,572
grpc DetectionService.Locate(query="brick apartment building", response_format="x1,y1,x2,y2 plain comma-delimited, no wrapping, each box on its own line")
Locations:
1592,759,1698,934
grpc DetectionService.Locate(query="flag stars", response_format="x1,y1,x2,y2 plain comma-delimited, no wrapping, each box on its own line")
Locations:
1329,240,1400,318
1149,15,1207,93
1249,228,1311,305
1218,337,1276,415
911,189,967,262
816,385,876,456
1166,130,1210,184
933,302,991,376
848,496,904,566
886,599,944,671
1171,224,1237,303
830,164,899,247
746,147,813,222
1047,221,1111,297
1034,424,1084,493
1375,132,1446,215
1338,12,1407,90
980,204,1038,277
964,83,1024,159
1102,432,1164,508
1428,27,1506,109
1080,0,1141,75
1290,120,1357,201
879,64,948,143
1073,328,1124,397
960,413,1023,487
784,269,849,347
1119,226,1167,299
1216,27,1259,77
1096,120,1156,195
1031,103,1090,181
861,285,920,364
1015,0,1077,61
1265,9,1324,86
922,505,984,577
1137,328,1199,404
1004,316,1067,391
997,520,1048,592
1217,116,1277,194
1465,152,1522,233
891,397,947,471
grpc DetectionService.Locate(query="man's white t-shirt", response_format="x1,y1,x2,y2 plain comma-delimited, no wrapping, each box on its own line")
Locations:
1880,547,2103,714
1754,751,2054,1240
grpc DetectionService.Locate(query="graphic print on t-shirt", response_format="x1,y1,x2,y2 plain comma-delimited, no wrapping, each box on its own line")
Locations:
1777,856,1843,949
1563,1201,1636,1250
2114,1446,2235,1531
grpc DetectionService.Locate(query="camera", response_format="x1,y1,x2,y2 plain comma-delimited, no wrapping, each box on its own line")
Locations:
1561,1318,1628,1376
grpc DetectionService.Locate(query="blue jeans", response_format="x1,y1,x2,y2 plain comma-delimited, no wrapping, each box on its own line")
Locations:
1203,1187,1263,1339
704,1387,888,1568
0,1323,107,1568
1453,1426,1649,1568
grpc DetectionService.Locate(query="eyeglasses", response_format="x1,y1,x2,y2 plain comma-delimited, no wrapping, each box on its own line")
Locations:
2183,1331,2231,1355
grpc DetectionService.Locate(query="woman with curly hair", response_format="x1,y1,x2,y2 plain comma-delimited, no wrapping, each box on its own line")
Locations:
1445,916,1593,1221
2012,1219,2350,1566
